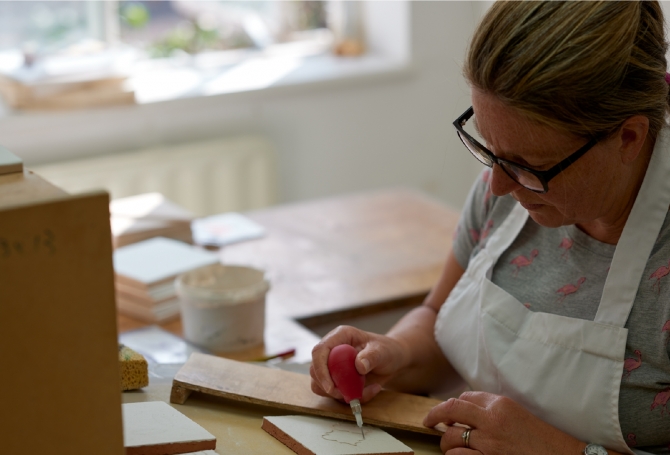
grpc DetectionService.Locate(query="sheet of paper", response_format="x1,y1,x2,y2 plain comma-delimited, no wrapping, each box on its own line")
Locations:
192,212,265,246
119,325,209,364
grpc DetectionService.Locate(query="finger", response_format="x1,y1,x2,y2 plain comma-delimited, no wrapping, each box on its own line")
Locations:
438,425,474,453
354,336,409,377
311,326,367,395
355,354,372,375
423,398,486,429
310,377,333,398
309,365,343,400
360,383,382,404
444,450,481,455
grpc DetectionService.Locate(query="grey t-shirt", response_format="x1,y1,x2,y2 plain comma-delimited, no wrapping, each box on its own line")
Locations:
452,169,670,454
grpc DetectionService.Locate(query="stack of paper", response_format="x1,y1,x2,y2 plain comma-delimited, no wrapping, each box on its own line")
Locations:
110,193,194,249
113,237,219,323
191,212,266,247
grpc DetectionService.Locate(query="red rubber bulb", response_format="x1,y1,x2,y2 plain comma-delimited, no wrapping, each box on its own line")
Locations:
327,345,365,404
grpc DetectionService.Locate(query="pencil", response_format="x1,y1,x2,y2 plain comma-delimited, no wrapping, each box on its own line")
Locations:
252,348,296,362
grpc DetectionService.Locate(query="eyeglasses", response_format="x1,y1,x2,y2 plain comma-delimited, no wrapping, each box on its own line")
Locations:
453,106,599,193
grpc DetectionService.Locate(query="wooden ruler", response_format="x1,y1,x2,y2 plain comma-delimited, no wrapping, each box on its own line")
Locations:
171,353,443,436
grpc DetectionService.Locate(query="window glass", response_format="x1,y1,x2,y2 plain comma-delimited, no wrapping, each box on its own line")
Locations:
0,1,90,55
119,1,329,58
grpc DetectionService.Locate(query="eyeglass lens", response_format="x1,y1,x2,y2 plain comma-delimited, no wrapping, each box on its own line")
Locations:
457,131,545,192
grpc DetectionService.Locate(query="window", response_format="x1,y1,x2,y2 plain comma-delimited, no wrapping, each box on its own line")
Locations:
0,1,332,67
119,1,329,58
0,1,385,110
0,2,93,61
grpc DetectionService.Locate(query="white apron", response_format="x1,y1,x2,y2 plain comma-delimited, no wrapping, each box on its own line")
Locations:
435,126,670,454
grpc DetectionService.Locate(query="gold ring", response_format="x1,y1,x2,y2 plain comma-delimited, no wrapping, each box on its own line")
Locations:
462,428,471,448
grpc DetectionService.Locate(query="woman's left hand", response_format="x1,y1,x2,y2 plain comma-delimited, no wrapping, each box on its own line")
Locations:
423,391,589,455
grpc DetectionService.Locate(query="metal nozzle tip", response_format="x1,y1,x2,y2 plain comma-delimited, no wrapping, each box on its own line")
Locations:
361,426,365,439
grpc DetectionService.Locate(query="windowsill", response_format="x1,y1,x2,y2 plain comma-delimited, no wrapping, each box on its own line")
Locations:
0,47,412,118
0,48,413,164
130,50,412,105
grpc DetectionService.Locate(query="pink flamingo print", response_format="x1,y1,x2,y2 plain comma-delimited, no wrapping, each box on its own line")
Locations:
622,350,642,379
626,433,637,448
559,237,573,260
649,258,670,294
662,320,670,346
482,169,491,183
480,220,494,241
650,387,670,416
470,228,480,243
523,302,532,309
555,277,586,304
510,249,539,277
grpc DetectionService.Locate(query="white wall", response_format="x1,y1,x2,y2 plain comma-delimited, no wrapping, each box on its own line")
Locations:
260,1,481,209
0,2,483,211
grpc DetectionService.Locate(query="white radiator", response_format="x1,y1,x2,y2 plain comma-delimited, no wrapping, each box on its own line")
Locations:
32,136,277,216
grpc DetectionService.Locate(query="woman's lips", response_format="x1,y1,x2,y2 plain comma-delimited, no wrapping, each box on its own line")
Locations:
520,201,544,211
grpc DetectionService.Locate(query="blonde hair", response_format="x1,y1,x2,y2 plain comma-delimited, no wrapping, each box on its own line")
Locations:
465,1,669,140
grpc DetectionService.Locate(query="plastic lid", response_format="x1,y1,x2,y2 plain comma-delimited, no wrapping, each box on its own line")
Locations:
176,264,270,307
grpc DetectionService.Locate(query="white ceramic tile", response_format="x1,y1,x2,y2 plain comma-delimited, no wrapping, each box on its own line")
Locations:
123,401,215,448
264,415,413,455
113,237,218,285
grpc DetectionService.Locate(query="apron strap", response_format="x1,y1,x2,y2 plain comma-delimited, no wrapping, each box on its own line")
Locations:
596,126,670,327
484,202,528,260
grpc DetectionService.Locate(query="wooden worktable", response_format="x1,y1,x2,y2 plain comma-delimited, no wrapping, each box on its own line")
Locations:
118,188,459,454
122,382,443,455
118,188,460,362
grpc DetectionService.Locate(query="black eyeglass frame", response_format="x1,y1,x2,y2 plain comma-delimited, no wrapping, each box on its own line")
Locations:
453,106,600,193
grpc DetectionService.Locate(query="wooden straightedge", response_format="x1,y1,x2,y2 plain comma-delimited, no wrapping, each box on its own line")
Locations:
170,353,442,436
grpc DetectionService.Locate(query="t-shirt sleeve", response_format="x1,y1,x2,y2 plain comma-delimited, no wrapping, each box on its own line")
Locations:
452,168,497,269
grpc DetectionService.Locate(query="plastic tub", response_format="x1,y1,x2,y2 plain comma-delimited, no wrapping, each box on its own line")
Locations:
175,264,270,353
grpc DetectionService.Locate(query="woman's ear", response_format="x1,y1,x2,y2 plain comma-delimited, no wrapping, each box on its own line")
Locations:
616,115,650,165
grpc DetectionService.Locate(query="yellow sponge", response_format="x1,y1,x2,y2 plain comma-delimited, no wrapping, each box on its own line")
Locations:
119,344,149,391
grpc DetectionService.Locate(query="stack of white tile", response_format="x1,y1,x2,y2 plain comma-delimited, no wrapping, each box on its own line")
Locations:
110,193,194,249
113,237,219,323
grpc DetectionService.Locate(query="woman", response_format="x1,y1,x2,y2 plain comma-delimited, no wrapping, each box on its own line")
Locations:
310,2,670,454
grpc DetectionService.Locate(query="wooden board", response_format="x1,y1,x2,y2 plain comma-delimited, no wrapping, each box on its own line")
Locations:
262,415,414,455
0,169,68,209
170,353,442,436
123,402,216,455
0,190,124,455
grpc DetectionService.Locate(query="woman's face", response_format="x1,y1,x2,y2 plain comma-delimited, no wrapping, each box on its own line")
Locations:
471,89,629,230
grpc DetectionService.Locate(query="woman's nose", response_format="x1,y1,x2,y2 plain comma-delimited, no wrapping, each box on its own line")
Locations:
489,164,522,197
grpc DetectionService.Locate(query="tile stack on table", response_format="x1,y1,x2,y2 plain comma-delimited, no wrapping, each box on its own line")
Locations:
113,237,220,323
110,192,194,249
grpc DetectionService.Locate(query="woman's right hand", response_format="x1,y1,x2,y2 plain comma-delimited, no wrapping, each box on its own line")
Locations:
310,325,412,404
